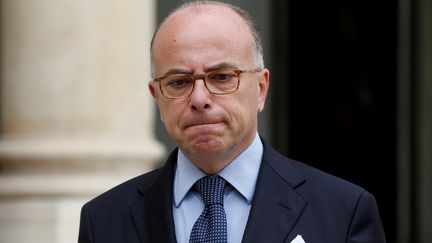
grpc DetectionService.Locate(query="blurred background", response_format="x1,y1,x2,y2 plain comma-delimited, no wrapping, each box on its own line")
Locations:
1,0,431,243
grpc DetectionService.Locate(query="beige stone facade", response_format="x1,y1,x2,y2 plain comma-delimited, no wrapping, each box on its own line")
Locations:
0,1,164,242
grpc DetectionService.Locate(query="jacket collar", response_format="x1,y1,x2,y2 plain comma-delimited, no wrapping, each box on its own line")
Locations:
241,140,308,243
131,149,178,243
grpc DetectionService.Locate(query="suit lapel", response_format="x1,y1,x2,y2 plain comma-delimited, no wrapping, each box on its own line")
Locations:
131,149,178,243
242,142,308,243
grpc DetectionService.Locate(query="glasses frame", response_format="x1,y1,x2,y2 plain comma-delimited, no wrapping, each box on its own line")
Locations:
153,68,262,99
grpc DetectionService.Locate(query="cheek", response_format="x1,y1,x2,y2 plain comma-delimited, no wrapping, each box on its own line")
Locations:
241,86,260,112
159,101,181,126
229,94,259,125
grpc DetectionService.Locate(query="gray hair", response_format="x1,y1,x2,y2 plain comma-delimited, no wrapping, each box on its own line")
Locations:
150,1,264,79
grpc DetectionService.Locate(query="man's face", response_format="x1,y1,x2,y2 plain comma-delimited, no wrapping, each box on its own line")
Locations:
149,6,269,170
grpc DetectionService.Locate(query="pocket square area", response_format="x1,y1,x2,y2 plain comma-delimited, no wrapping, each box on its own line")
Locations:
290,234,305,243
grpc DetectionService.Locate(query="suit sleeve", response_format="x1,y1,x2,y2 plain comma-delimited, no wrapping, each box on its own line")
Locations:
347,190,386,243
78,204,94,243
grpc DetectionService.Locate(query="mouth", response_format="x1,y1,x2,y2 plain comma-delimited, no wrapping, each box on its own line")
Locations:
184,121,223,130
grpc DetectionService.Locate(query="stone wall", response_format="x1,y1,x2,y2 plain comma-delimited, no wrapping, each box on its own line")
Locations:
0,1,164,242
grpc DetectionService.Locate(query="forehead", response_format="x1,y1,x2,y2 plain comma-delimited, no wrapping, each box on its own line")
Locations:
166,5,246,30
152,5,254,73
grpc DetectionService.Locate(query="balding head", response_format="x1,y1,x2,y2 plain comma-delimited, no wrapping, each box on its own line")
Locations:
150,1,264,78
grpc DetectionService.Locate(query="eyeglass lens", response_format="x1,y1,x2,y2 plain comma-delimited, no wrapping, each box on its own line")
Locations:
161,69,240,98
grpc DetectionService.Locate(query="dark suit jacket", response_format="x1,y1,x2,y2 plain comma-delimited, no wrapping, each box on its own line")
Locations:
78,141,386,243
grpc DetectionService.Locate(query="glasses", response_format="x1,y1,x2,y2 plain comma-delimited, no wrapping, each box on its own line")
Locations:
153,68,261,99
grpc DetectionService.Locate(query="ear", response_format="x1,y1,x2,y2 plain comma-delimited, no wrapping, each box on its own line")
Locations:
257,68,270,112
148,81,159,103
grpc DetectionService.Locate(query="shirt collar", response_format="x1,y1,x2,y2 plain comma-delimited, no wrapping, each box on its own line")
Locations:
173,150,207,208
173,133,263,207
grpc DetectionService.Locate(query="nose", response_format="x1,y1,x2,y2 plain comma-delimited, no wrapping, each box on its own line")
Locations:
189,79,211,111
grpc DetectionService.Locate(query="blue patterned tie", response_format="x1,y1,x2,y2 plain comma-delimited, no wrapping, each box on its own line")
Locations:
189,176,227,243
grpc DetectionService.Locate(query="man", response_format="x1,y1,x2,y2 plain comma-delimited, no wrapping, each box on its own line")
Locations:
78,1,386,243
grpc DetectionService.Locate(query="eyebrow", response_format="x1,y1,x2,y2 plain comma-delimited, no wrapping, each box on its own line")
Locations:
161,62,239,77
163,68,191,77
204,62,238,72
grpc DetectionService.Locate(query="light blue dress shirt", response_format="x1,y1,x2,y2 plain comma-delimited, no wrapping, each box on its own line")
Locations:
173,133,263,243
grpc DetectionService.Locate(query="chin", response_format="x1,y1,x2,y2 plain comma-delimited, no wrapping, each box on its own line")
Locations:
187,136,229,156
176,129,235,157
193,139,224,153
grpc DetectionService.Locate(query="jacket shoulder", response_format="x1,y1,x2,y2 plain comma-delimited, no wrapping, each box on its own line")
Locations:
83,166,164,209
262,141,367,199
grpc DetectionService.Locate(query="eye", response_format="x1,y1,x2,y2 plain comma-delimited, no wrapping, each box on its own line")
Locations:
165,76,192,89
208,70,236,82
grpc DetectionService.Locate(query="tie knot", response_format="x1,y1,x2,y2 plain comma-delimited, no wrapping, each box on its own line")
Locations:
194,176,226,206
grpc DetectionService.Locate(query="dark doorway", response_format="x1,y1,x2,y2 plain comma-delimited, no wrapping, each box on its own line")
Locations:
272,0,397,242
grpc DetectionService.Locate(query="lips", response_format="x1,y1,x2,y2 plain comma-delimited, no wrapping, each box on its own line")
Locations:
184,120,223,129
182,116,225,130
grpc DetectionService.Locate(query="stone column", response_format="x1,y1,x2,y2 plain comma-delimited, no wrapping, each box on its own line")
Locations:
0,1,164,243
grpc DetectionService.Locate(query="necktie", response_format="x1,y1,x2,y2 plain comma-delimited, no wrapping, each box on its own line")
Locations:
189,176,227,243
